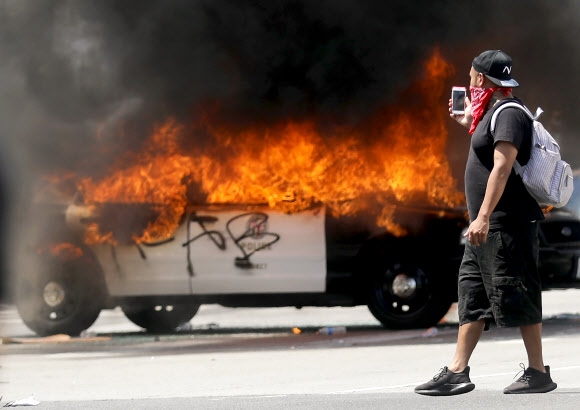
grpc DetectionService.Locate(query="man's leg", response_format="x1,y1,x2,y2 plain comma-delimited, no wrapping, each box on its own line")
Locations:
503,322,556,394
414,243,485,396
414,319,483,396
449,319,485,372
520,323,546,372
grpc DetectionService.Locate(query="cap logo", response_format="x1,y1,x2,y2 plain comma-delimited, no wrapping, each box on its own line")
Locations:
503,66,512,74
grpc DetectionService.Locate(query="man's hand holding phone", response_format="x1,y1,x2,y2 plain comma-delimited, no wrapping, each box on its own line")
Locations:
449,86,472,128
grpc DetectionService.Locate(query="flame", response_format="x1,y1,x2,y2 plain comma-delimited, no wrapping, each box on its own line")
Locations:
37,242,84,261
66,49,463,244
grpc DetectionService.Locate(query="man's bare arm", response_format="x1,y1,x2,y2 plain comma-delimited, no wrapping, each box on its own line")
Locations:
465,141,518,245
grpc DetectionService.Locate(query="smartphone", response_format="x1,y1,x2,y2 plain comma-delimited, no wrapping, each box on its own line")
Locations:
451,86,466,115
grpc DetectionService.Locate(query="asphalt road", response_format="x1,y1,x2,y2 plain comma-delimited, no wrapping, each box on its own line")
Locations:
1,289,580,409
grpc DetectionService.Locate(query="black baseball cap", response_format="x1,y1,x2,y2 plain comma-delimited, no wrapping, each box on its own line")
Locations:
472,50,519,87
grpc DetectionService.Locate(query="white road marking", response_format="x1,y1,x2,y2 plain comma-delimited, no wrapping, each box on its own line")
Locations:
328,383,417,394
210,395,289,400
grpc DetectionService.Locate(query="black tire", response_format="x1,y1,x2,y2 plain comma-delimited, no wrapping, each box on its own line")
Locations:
366,254,455,330
15,248,106,337
122,304,200,332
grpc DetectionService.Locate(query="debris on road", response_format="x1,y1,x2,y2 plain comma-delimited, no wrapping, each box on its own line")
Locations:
421,327,438,337
316,326,347,335
1,334,111,344
3,394,40,407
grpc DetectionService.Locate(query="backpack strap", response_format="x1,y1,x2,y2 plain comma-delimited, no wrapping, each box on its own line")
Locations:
489,102,543,176
490,102,542,133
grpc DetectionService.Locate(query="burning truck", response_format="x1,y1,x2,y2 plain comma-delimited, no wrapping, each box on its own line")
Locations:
7,1,580,338
14,50,580,337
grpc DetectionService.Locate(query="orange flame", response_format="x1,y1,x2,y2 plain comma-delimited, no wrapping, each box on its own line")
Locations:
37,242,84,261
71,48,463,244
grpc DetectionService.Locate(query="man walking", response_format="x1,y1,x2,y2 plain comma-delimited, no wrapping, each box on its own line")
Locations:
415,50,557,395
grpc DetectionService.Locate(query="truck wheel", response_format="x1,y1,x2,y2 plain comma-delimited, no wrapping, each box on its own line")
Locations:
122,304,200,332
16,249,105,337
367,258,454,329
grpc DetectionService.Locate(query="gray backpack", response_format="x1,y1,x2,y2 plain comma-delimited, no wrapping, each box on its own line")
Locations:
491,102,574,208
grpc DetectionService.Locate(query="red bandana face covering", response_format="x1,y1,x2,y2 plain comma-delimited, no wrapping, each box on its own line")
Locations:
469,86,512,135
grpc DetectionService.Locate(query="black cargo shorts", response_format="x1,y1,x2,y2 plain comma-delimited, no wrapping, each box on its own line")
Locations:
457,222,542,329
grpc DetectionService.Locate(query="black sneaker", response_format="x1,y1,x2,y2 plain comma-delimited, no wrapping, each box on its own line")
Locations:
414,366,475,396
503,364,557,394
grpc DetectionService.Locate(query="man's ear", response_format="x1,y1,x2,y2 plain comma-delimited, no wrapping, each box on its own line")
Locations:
476,73,485,87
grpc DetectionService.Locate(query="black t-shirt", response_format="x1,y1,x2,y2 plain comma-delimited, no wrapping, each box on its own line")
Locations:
464,98,544,228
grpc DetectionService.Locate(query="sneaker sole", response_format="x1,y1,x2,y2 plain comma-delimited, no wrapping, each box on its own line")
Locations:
503,382,557,394
415,382,475,396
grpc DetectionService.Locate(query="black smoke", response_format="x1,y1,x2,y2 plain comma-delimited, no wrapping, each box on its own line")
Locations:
1,1,580,298
2,1,580,174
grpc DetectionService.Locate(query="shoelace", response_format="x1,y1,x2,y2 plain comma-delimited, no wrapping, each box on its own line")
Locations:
512,363,531,383
432,367,448,381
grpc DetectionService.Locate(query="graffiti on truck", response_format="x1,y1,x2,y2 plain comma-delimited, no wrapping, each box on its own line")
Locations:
181,212,280,275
